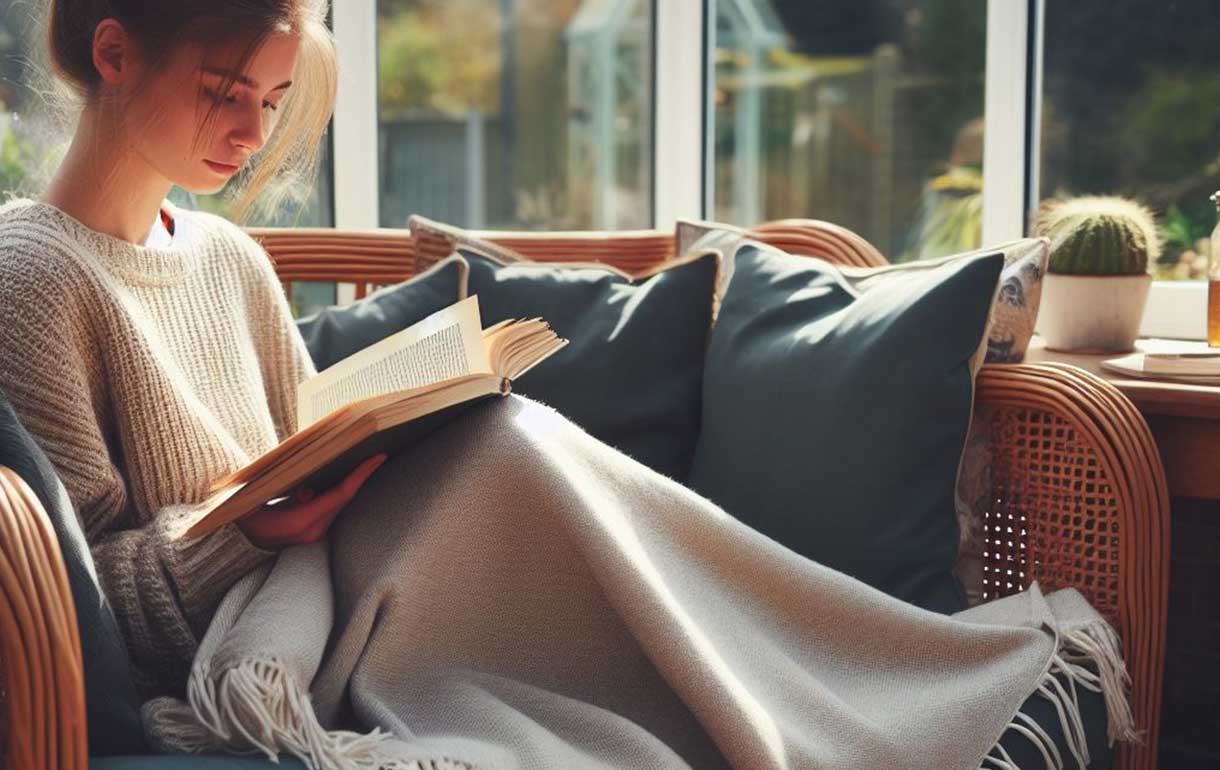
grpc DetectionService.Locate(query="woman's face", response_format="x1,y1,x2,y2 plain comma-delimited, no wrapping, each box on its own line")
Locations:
121,32,301,194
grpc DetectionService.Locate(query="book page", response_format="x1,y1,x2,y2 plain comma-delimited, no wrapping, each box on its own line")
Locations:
297,295,491,429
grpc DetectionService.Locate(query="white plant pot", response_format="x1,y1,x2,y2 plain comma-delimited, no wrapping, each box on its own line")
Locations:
1038,273,1153,353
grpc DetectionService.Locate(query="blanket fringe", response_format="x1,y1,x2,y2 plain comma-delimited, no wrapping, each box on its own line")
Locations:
185,657,477,770
977,619,1140,770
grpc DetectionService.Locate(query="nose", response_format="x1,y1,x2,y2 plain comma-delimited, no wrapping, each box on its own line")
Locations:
229,99,267,155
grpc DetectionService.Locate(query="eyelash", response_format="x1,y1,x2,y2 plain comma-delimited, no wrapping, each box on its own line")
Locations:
203,86,278,112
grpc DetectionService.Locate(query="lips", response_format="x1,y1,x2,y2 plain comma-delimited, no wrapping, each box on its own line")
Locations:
204,159,241,175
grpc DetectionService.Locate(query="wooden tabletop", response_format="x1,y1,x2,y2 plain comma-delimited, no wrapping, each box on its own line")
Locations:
1025,337,1220,420
1026,337,1220,499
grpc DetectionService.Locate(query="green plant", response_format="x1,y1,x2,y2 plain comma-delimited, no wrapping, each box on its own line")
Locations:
1034,195,1161,275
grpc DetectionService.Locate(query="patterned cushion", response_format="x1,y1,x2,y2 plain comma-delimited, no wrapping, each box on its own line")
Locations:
674,219,751,306
407,214,528,267
982,238,1051,363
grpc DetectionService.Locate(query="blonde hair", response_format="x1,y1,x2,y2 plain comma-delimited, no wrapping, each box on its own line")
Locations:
44,0,337,223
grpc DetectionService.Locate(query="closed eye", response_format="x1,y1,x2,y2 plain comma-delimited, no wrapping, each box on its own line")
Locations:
203,86,278,111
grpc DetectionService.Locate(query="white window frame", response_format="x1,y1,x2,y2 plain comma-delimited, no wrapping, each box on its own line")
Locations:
653,0,708,230
331,0,708,239
987,0,1203,340
331,0,379,305
332,0,1201,338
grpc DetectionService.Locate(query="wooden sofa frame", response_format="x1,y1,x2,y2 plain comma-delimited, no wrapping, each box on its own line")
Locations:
1,220,1169,770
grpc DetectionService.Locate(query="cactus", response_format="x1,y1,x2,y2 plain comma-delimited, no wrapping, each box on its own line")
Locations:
1034,196,1161,276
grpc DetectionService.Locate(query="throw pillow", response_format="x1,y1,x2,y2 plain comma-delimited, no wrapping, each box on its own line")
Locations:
295,255,467,371
674,219,751,302
463,249,721,481
0,391,147,755
688,244,1004,613
677,220,1049,366
981,238,1050,363
408,214,527,271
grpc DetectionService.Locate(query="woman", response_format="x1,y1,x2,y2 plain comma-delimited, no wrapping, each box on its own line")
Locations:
0,0,383,696
0,3,1133,769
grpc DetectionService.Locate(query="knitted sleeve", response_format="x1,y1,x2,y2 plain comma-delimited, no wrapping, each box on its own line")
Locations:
245,232,318,441
0,260,273,696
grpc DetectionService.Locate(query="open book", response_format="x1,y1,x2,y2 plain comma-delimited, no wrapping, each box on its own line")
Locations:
185,295,567,539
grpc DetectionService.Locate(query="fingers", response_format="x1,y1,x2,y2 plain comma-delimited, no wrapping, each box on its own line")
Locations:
244,453,391,548
341,453,389,497
292,452,385,505
240,501,312,548
300,453,389,537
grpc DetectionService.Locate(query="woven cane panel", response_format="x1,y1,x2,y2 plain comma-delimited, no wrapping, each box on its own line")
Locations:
981,406,1122,626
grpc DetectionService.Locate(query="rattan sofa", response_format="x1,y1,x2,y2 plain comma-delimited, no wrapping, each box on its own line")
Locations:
0,220,1169,770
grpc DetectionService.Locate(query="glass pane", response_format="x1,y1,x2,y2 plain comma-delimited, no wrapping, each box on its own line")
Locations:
1040,0,1220,282
377,0,655,230
710,0,987,261
0,3,69,198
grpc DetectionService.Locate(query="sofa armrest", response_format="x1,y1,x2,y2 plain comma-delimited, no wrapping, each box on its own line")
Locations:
0,466,87,770
747,219,889,267
974,363,1169,770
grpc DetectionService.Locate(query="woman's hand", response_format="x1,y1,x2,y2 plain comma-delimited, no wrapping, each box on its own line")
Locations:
237,453,389,549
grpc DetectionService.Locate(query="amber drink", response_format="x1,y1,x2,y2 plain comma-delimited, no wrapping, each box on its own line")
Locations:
1212,192,1220,346
1212,280,1220,347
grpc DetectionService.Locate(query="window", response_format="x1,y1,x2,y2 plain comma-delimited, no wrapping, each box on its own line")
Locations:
2,2,1212,335
375,0,655,230
1039,1,1220,283
709,0,987,261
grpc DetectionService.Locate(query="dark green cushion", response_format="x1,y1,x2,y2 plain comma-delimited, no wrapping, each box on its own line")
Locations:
688,246,1004,613
91,756,306,769
464,249,719,481
295,256,466,371
0,391,147,756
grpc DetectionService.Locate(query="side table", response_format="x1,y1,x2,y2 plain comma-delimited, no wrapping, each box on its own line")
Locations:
1026,337,1220,768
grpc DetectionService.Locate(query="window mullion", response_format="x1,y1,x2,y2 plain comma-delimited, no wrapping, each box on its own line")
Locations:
981,0,1031,245
332,0,379,231
653,0,707,231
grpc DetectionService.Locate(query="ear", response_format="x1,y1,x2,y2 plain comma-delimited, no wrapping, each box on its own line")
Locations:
92,18,131,87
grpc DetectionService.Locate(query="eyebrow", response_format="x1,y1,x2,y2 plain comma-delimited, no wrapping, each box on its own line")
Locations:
201,66,293,91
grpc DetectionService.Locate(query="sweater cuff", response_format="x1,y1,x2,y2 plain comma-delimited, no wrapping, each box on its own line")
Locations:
164,519,276,629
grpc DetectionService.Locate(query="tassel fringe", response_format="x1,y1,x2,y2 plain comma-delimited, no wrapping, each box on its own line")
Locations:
184,657,477,770
978,620,1140,770
164,617,1138,770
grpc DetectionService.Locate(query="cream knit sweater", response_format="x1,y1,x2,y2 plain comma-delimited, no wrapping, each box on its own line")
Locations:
0,197,316,697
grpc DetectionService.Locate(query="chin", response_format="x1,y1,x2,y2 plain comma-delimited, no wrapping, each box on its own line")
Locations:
180,178,230,196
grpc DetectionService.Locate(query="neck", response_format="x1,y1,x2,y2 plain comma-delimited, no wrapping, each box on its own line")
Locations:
42,106,174,245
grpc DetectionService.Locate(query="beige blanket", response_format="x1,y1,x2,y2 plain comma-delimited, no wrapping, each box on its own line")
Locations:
144,395,1137,769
